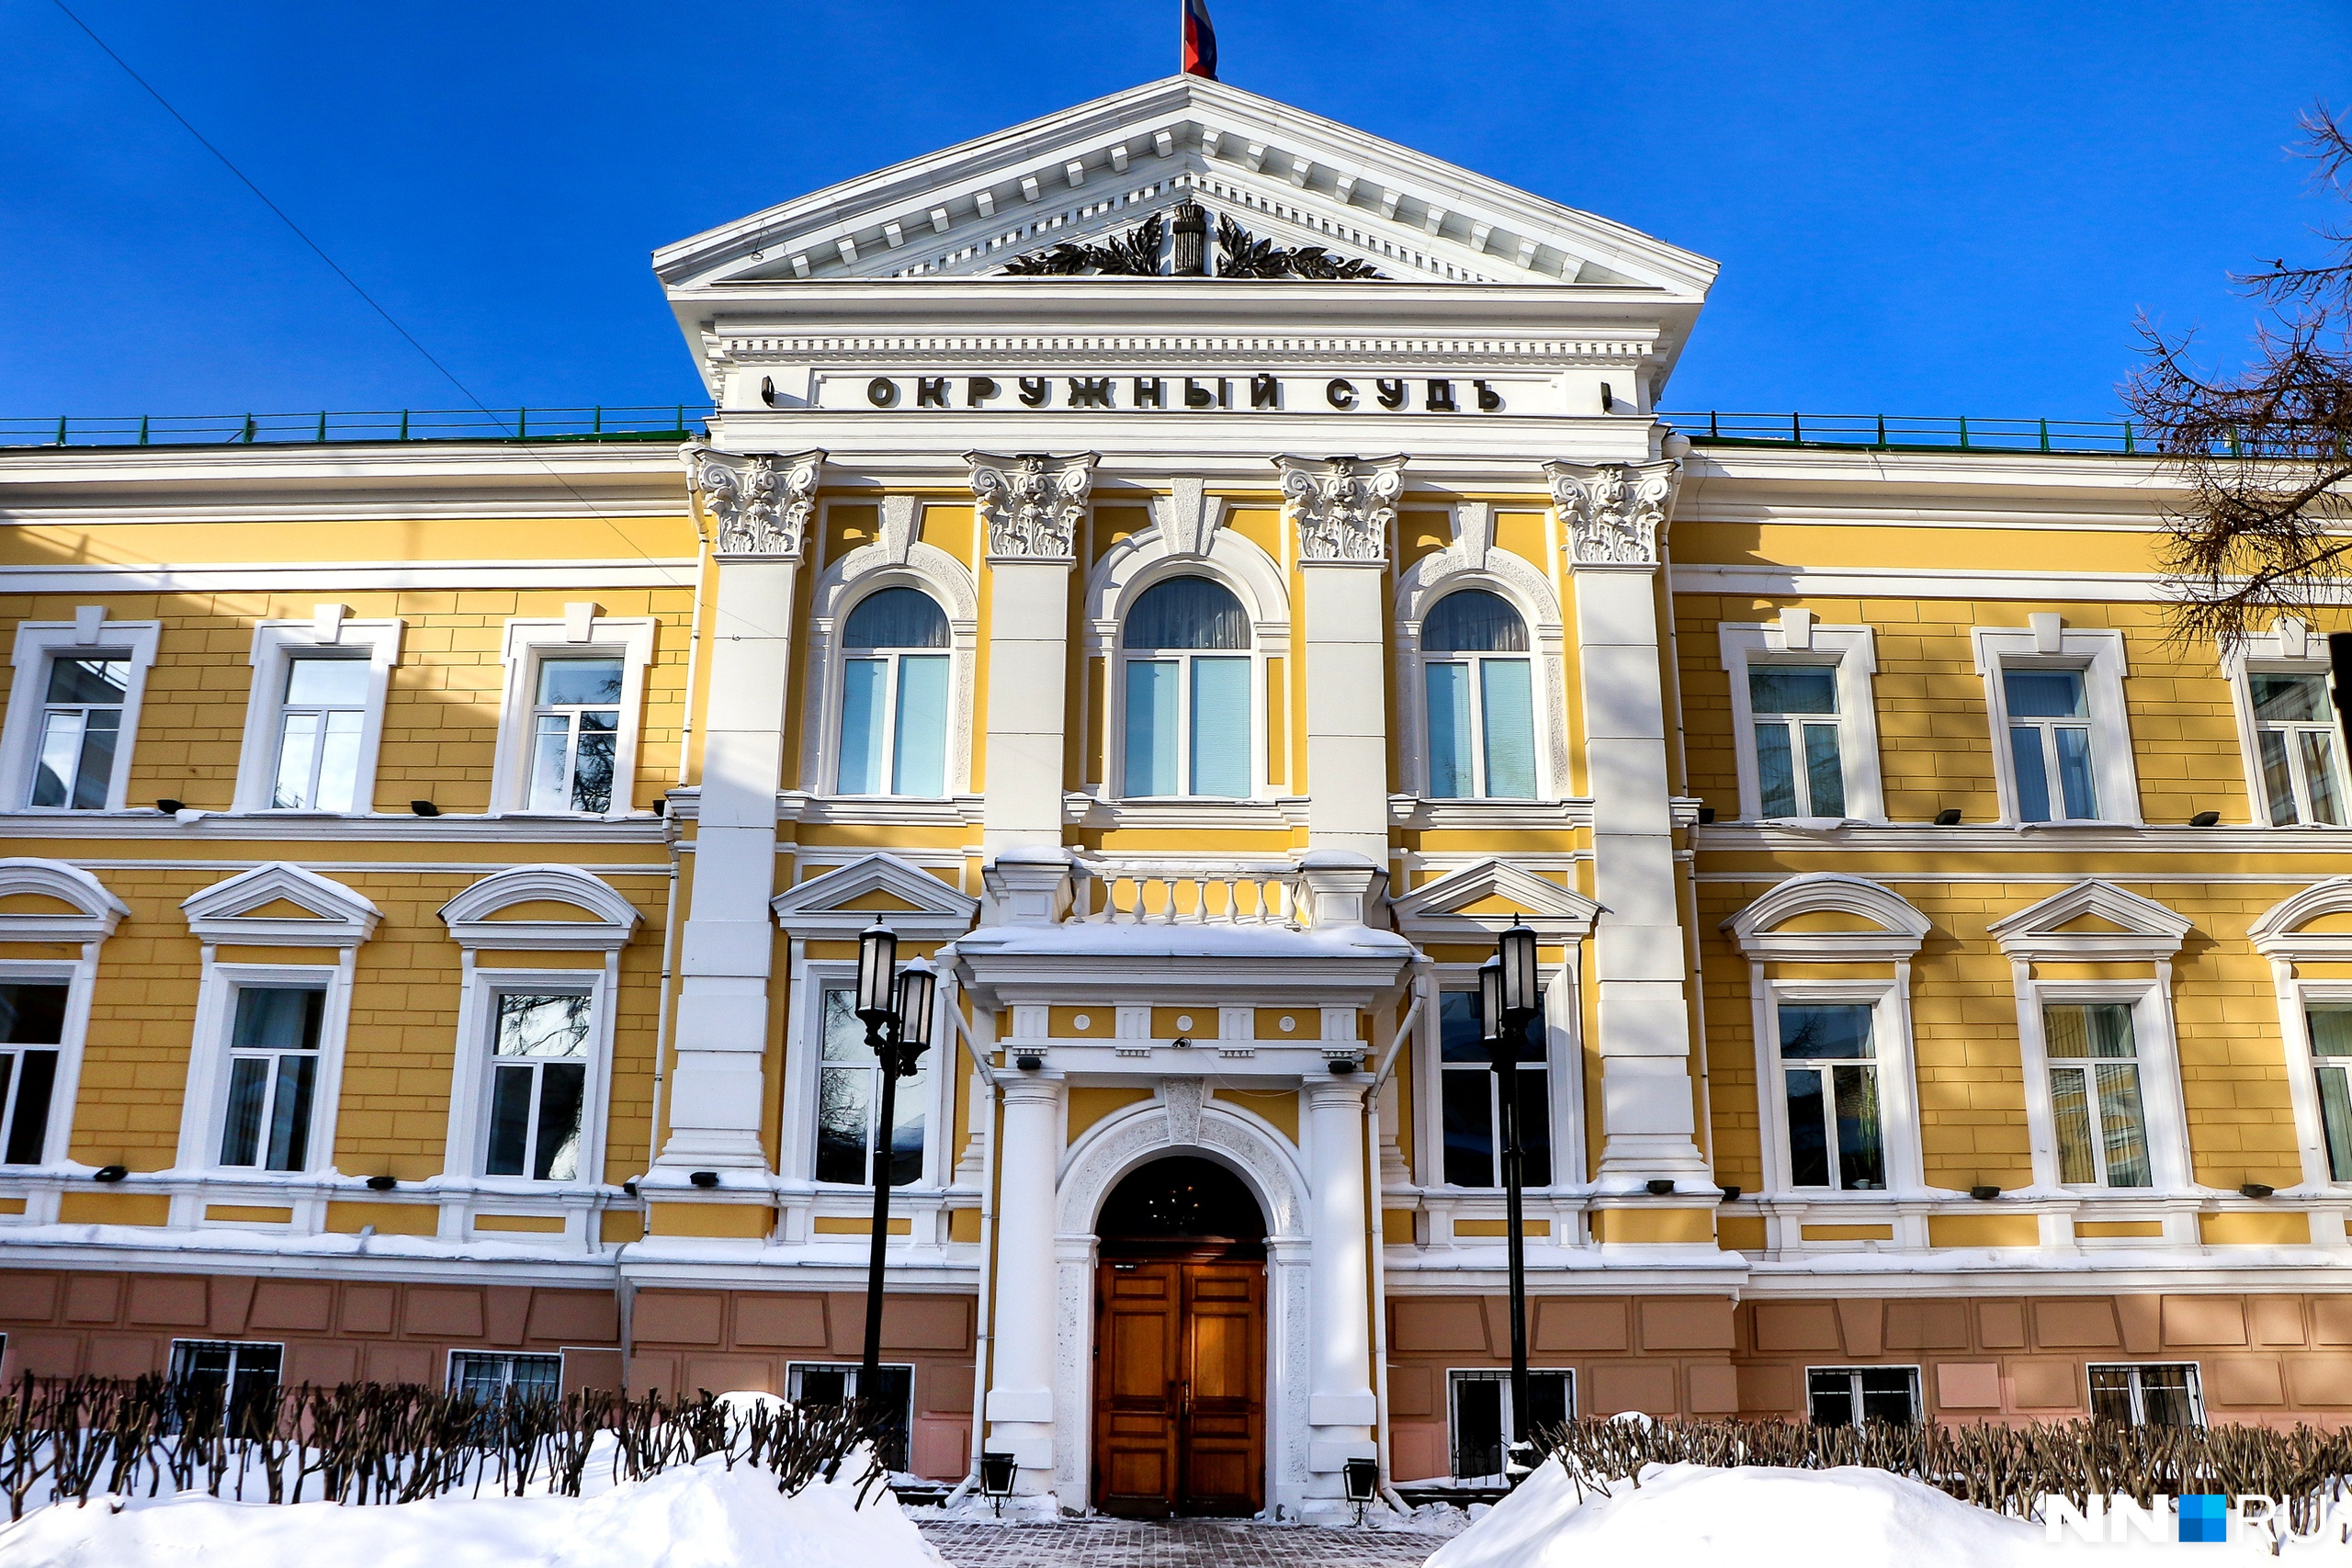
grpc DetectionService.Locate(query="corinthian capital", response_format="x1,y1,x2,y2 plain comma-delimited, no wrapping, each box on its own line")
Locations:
967,451,1095,562
684,446,824,558
1544,457,1679,569
1275,454,1407,565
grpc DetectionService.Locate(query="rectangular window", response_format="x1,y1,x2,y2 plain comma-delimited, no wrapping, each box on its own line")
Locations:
218,987,323,1171
0,982,66,1166
270,657,369,811
450,1351,564,1403
1124,660,1180,797
483,991,591,1181
2045,1001,2150,1188
1807,1366,1920,1426
527,656,623,813
1425,663,1474,798
786,1361,913,1471
1436,989,1551,1190
813,985,924,1187
2251,673,2346,827
30,657,129,809
2309,1006,2352,1181
1479,660,1537,799
2005,668,2098,821
1190,656,1251,797
169,1339,283,1429
1778,1003,1883,1190
1749,665,1844,818
2088,1362,2203,1427
1448,1369,1572,1481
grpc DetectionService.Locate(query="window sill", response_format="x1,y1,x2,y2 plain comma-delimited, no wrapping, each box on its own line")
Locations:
781,793,985,828
1064,793,1309,831
1388,795,1584,831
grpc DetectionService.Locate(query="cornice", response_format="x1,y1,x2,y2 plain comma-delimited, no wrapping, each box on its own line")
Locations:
1691,821,2352,856
0,810,671,846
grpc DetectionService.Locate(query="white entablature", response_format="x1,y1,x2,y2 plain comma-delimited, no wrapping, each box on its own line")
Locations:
654,77,1714,300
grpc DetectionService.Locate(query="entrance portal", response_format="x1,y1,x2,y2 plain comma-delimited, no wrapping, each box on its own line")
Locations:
1091,1156,1267,1517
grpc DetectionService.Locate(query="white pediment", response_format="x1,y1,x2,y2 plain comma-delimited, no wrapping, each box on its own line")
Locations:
771,853,980,940
1390,859,1598,942
182,863,379,947
1987,880,2192,963
654,76,1713,299
1724,874,1930,962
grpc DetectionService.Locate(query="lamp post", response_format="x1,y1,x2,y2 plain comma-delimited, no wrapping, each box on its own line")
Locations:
1483,919,1542,1482
854,922,936,1386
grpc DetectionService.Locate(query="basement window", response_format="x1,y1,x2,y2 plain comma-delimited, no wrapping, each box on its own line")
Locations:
1448,1368,1572,1482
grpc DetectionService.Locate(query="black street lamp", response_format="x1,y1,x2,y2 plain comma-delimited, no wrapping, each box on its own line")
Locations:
1483,919,1542,1483
855,922,936,1384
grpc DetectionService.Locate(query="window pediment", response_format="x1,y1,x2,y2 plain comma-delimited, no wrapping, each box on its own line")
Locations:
1724,874,1928,962
0,858,127,944
182,863,379,947
1988,880,2190,964
439,865,639,953
771,853,978,941
1391,859,1597,943
2250,876,2352,963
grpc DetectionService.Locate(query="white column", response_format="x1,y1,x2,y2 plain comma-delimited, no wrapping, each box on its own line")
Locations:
986,1074,1064,1483
662,447,820,1168
1281,456,1405,863
970,452,1091,856
1551,454,1713,1188
1304,1076,1376,1481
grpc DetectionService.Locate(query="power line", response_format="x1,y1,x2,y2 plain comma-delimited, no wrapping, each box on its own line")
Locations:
48,0,714,601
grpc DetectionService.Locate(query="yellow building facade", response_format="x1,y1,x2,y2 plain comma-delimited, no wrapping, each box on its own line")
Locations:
0,76,2346,1518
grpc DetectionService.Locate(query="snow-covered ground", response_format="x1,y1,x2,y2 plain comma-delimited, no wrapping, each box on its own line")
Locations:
0,1442,944,1568
1425,1458,2352,1568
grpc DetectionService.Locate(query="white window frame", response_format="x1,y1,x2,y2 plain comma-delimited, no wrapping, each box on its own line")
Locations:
1804,1364,1923,1426
830,586,957,799
1414,590,1544,802
1396,548,1570,811
2014,979,2191,1193
1414,961,1581,1195
1719,616,1884,823
167,1337,286,1400
232,613,404,815
1756,979,1920,1199
1973,620,2140,828
0,611,162,813
0,962,89,1169
789,959,946,1190
2278,980,2352,1188
438,867,638,1192
489,610,657,818
2222,621,2346,829
0,861,122,1179
177,961,351,1177
2086,1360,2205,1427
1446,1365,1575,1481
1110,570,1268,803
447,1348,566,1400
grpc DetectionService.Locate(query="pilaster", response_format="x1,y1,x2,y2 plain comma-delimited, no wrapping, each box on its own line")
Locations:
1279,455,1405,864
987,1072,1067,1486
972,452,1092,855
1303,1074,1376,1487
1551,448,1713,1190
661,447,820,1168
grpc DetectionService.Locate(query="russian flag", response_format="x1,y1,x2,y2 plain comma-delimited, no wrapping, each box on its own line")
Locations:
1182,0,1217,80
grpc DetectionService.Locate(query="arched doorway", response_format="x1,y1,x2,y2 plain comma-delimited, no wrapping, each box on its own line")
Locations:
1091,1155,1267,1517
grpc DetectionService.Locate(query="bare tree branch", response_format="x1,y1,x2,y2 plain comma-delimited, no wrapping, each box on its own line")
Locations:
2126,101,2352,653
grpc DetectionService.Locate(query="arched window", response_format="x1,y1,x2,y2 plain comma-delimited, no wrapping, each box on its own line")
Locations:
1121,577,1252,798
1422,590,1537,798
837,588,951,796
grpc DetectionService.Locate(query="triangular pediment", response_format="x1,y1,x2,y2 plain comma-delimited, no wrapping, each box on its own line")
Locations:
772,854,979,940
183,863,379,947
1390,859,1598,942
1988,880,2191,962
655,77,1713,299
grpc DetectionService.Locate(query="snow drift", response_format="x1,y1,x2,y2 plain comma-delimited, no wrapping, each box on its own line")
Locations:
1423,1458,2347,1568
0,1448,944,1568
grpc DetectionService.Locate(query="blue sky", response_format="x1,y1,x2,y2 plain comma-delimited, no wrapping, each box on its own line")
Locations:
4,1,2345,423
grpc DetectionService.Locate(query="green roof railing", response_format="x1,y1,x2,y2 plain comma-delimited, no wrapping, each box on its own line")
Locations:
1665,410,2144,456
1,403,716,451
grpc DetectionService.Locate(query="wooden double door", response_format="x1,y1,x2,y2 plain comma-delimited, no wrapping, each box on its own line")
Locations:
1091,1253,1265,1517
